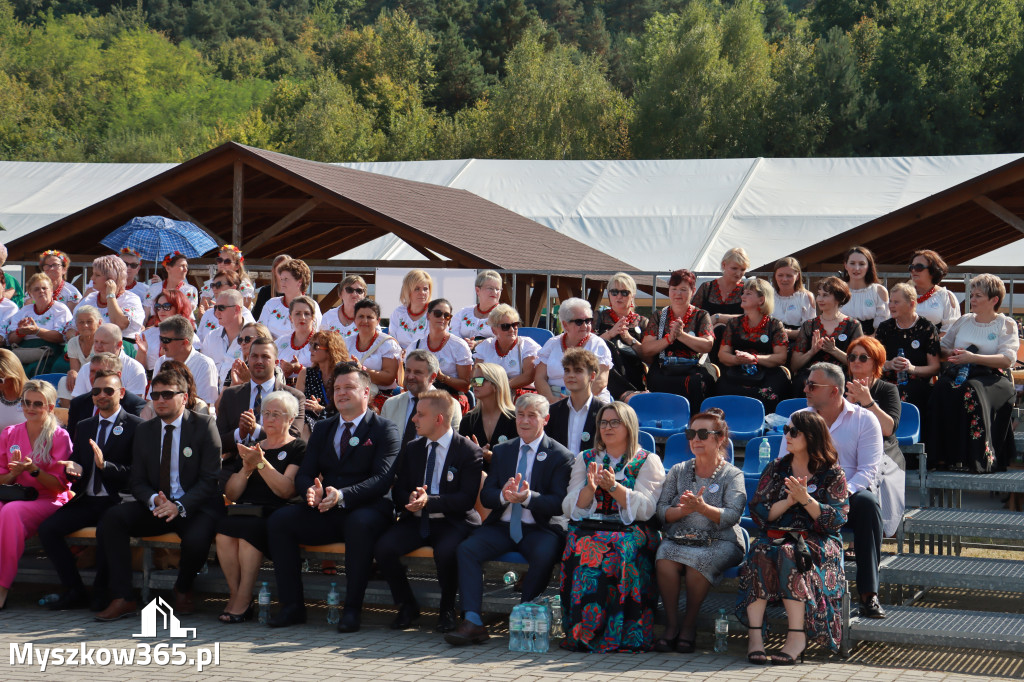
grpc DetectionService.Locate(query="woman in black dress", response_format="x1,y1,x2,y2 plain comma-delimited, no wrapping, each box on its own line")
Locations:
459,362,518,472
595,273,650,400
693,247,749,365
215,390,305,622
790,277,863,390
874,282,941,420
714,278,791,413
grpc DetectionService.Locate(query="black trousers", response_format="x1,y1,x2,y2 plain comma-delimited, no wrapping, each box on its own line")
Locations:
266,500,393,611
846,490,882,596
456,522,564,616
96,501,219,600
37,494,121,592
374,516,473,612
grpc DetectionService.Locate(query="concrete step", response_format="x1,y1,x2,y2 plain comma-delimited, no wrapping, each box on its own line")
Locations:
879,554,1024,592
849,605,1024,653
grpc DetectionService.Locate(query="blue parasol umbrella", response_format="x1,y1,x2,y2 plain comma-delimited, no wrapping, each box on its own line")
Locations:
100,216,219,263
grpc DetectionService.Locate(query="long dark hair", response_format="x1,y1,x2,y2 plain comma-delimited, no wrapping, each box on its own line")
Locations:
787,411,838,474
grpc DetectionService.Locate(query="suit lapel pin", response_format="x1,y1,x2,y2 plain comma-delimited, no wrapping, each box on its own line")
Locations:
447,470,455,482
348,436,360,447
112,425,123,436
183,447,193,458
498,435,508,443
581,431,590,442
536,452,547,462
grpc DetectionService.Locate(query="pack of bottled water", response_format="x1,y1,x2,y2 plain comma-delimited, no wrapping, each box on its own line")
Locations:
509,601,551,652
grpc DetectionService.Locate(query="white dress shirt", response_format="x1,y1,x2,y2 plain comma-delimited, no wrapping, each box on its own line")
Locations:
86,409,122,497
153,348,219,406
149,412,185,507
72,350,147,398
566,395,593,456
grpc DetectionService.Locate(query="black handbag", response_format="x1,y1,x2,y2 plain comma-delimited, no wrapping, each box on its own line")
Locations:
0,484,39,502
771,531,816,573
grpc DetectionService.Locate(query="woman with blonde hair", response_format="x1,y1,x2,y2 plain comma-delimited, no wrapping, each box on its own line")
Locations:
693,247,749,328
472,304,542,395
452,270,503,348
0,380,71,609
5,273,74,374
771,257,815,342
76,255,145,339
0,349,28,429
596,272,650,400
459,363,518,470
874,282,941,416
389,269,433,348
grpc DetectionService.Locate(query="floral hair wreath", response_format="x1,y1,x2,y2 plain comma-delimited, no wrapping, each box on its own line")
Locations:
39,250,70,267
163,251,186,267
119,247,141,259
221,244,244,263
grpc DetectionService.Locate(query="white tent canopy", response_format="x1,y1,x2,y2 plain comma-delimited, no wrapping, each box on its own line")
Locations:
3,154,1022,270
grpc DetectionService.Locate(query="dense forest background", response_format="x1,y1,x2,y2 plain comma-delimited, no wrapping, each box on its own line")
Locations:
2,0,1023,163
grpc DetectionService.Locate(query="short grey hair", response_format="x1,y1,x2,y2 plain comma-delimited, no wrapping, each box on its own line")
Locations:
90,351,122,372
515,392,550,418
263,390,299,419
809,362,845,389
75,305,102,324
159,315,193,341
558,297,592,326
217,288,243,306
406,348,439,376
475,270,502,288
97,322,123,344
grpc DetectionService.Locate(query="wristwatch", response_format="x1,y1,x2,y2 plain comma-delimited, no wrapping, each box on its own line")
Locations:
609,480,618,492
30,467,41,477
256,461,266,470
174,501,187,518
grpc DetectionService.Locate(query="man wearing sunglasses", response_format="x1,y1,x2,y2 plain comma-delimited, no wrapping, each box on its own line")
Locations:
151,315,219,406
202,289,250,387
38,371,145,611
70,323,147,400
66,353,148,441
546,348,605,455
95,369,223,621
782,362,886,619
196,272,256,342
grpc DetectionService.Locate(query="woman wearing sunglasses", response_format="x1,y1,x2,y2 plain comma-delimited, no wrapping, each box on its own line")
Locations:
199,245,254,311
908,249,960,333
560,401,665,652
0,380,71,610
459,363,518,471
196,272,256,336
654,408,745,653
116,247,147,298
76,255,145,341
144,252,198,318
874,282,941,419
226,323,277,387
472,305,541,396
345,299,403,412
296,331,349,436
406,298,473,412
839,246,889,336
38,250,82,309
737,410,849,664
451,270,503,349
844,336,905,538
136,290,198,372
595,272,649,400
322,275,369,340
535,297,613,404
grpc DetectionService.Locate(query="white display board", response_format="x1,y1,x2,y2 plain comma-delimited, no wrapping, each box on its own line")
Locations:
375,268,479,320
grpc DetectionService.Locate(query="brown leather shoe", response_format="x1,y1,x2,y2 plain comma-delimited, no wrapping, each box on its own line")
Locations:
174,588,195,616
444,619,490,646
95,598,139,622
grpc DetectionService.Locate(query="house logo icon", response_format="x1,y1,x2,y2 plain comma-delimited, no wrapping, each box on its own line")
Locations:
132,597,197,638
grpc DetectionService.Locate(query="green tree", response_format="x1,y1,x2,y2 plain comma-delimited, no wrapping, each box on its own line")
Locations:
431,20,490,113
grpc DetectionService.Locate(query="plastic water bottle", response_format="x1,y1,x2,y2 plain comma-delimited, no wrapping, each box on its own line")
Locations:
896,348,909,385
548,595,564,639
509,604,524,652
503,570,519,587
38,593,60,606
744,363,758,375
534,603,550,653
758,439,771,472
954,362,971,387
714,608,729,653
521,604,535,652
257,582,271,625
326,582,340,625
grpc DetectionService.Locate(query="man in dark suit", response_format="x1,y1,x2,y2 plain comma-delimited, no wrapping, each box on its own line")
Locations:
216,337,304,456
94,368,223,621
446,393,574,646
67,353,147,440
39,370,144,610
546,348,605,455
375,390,483,633
266,363,400,633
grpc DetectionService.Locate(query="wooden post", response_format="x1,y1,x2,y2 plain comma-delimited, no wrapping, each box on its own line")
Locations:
232,161,244,245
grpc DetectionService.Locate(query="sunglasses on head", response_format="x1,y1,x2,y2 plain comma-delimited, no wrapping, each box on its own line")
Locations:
214,304,235,312
159,336,186,345
684,428,720,441
431,310,452,320
782,425,801,437
568,318,594,327
91,386,117,397
344,286,365,295
908,263,929,272
21,399,46,409
498,322,520,331
607,289,630,297
470,376,488,387
847,353,871,363
150,390,184,401
154,302,174,312
215,257,234,264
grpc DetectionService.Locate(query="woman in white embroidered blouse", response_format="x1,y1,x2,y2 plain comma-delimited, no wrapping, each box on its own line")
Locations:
257,258,322,340
388,269,433,349
471,304,541,392
38,250,82,309
76,255,145,338
908,249,961,333
345,299,402,392
322,275,369,339
535,297,613,403
771,257,816,342
275,295,320,379
405,298,472,394
144,252,198,316
840,246,889,336
451,270,502,348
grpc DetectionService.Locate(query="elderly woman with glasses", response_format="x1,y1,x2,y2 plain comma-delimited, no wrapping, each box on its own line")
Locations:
322,275,369,340
77,255,145,340
535,297,613,404
908,249,961,333
472,304,541,395
406,298,473,411
216,390,304,623
560,401,665,652
654,408,745,653
297,330,349,434
452,270,503,349
38,250,82,309
595,272,650,400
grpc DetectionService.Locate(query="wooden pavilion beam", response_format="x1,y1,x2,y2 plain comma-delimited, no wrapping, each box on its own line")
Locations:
241,198,320,253
154,196,226,248
232,161,244,245
973,195,1024,236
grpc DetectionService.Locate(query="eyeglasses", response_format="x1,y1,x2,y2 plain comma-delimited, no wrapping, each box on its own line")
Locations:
598,419,624,429
343,286,365,295
608,289,630,297
261,409,289,419
42,262,62,269
214,304,235,312
431,310,453,320
159,336,187,345
311,343,323,351
210,281,226,289
124,262,141,269
150,390,184,401
91,387,117,397
568,318,594,327
215,257,235,264
470,376,488,387
481,286,502,294
908,263,929,272
848,353,871,363
498,322,520,331
804,380,830,390
21,399,46,409
684,428,721,441
239,335,257,345
154,302,174,312
782,425,801,437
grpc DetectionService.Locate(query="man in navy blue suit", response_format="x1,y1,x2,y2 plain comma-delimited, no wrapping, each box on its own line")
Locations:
446,393,573,646
266,363,400,633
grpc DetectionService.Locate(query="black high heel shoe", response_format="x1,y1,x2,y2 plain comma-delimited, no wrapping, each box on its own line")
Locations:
746,624,767,665
219,601,253,624
770,628,805,665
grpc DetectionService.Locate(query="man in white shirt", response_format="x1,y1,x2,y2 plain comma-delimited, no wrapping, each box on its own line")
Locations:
72,323,147,398
201,289,246,387
152,315,219,406
780,362,886,619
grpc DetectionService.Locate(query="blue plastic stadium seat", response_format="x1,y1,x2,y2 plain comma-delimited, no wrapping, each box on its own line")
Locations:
630,392,690,439
662,434,734,470
518,327,554,346
34,373,64,389
767,397,807,433
702,395,765,441
722,526,750,579
638,430,656,453
896,401,921,445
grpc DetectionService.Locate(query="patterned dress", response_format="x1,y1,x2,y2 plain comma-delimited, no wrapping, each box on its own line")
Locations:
642,305,714,410
302,365,337,430
560,449,662,652
714,315,791,413
735,458,849,653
